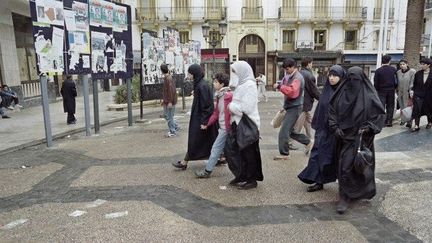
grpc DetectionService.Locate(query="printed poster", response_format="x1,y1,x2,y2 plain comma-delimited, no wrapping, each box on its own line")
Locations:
35,0,64,26
113,4,127,32
72,1,89,31
91,31,109,72
34,26,64,73
89,0,102,27
101,1,114,28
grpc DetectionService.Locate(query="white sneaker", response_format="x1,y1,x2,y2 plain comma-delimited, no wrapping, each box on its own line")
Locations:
6,106,14,110
165,132,177,138
15,104,23,108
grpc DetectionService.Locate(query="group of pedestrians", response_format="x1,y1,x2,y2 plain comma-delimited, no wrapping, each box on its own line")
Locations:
162,57,387,214
374,55,432,131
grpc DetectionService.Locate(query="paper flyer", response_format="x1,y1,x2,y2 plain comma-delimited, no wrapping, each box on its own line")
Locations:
90,0,102,27
72,1,89,31
113,4,127,32
101,1,114,28
82,55,90,68
64,10,76,31
36,0,64,26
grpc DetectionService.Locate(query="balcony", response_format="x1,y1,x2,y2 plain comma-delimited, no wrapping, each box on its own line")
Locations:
278,6,366,22
242,7,263,20
373,7,395,20
136,7,227,23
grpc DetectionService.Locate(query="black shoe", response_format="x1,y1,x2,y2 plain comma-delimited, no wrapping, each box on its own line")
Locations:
406,123,412,128
216,158,227,166
236,180,257,190
228,178,241,186
426,124,432,129
386,123,393,127
172,161,187,170
2,115,11,119
307,183,323,192
400,121,405,126
336,195,350,214
67,121,76,125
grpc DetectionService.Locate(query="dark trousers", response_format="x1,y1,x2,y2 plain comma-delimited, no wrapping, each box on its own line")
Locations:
67,112,76,123
278,106,311,155
378,91,395,124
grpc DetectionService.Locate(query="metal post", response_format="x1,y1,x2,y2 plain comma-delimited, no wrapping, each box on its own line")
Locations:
126,78,133,126
428,23,432,58
140,32,144,119
182,79,186,111
376,0,386,69
40,75,52,147
93,79,100,134
382,0,390,55
82,74,91,136
212,42,216,79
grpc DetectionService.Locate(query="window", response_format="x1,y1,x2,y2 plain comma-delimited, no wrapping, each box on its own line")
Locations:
345,0,360,18
179,31,189,44
281,0,297,18
314,0,328,19
175,0,190,20
314,30,326,50
345,30,357,50
282,30,295,52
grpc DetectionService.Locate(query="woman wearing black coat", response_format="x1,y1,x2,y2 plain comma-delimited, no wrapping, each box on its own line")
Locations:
298,65,345,192
328,66,385,214
60,75,77,125
172,64,217,169
410,58,432,132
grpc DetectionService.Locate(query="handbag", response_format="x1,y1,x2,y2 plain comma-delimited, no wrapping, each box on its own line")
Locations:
270,109,286,128
401,106,412,123
236,114,260,150
354,131,373,174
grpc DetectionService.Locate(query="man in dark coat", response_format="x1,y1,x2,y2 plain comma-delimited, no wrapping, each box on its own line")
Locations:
60,75,77,125
410,58,432,131
294,57,320,140
172,64,217,169
298,65,344,192
329,66,385,214
374,54,397,127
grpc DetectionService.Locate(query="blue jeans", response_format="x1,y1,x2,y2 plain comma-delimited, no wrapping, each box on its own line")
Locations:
164,105,178,134
278,106,311,155
205,128,228,172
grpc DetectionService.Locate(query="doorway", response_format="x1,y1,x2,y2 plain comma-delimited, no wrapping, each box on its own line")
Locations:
238,34,265,77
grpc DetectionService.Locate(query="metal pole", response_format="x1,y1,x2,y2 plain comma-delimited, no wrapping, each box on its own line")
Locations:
212,42,216,80
376,0,386,69
428,23,432,58
140,32,144,119
182,78,186,111
382,0,390,55
40,75,52,147
82,74,91,136
93,79,100,134
126,78,133,126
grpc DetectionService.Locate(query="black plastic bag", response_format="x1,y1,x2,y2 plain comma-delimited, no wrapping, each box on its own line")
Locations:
236,114,259,150
224,123,242,178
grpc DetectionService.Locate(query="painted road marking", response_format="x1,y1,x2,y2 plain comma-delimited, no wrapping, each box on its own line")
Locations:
105,211,128,219
68,210,87,217
1,219,28,230
86,199,107,208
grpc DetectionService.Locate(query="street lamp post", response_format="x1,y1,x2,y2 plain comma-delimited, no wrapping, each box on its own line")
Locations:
202,20,227,80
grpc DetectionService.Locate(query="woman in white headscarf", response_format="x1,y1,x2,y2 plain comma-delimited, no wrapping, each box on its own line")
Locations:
226,61,263,190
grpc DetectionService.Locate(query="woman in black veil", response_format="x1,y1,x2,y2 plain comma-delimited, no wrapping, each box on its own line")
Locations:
298,65,345,192
328,66,385,214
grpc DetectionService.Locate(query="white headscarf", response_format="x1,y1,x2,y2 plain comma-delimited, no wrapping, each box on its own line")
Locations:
231,61,255,86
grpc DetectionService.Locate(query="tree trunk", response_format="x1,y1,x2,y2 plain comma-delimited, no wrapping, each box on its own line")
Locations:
403,0,425,70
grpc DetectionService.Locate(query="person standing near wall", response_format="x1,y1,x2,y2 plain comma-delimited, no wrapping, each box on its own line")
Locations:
60,75,77,125
374,54,397,127
161,63,180,137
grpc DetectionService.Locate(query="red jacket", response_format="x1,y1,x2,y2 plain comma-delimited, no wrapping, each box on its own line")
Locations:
207,91,233,131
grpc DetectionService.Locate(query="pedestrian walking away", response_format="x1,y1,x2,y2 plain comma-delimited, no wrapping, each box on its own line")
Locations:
172,64,217,170
256,73,268,102
329,66,385,214
60,75,77,125
160,63,180,137
273,58,313,160
298,65,344,192
374,54,397,127
195,73,233,178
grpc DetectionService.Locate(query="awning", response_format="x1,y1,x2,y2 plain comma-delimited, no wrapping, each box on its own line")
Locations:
343,53,403,64
201,53,229,61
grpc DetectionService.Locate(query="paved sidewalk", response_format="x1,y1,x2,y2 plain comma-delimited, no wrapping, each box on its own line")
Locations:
0,90,190,153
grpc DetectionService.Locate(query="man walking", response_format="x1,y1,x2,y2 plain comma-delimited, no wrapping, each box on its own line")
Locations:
374,54,397,127
161,64,180,137
256,73,268,102
294,57,320,140
60,75,77,125
273,58,313,160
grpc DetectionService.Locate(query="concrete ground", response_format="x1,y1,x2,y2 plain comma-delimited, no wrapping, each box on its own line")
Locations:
0,91,431,242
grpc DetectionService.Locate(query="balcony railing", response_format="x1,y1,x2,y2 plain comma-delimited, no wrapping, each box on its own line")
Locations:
278,6,367,21
136,7,227,22
373,7,395,20
242,7,263,20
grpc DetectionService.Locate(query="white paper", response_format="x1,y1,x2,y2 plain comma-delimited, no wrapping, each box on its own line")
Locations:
52,27,64,51
82,55,90,68
64,10,76,31
86,199,107,208
165,51,174,65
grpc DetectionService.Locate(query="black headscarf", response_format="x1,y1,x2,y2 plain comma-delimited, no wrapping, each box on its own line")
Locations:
329,66,385,130
312,65,345,130
188,64,205,85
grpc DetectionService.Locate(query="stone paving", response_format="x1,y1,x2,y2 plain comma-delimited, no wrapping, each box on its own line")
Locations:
0,93,431,242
